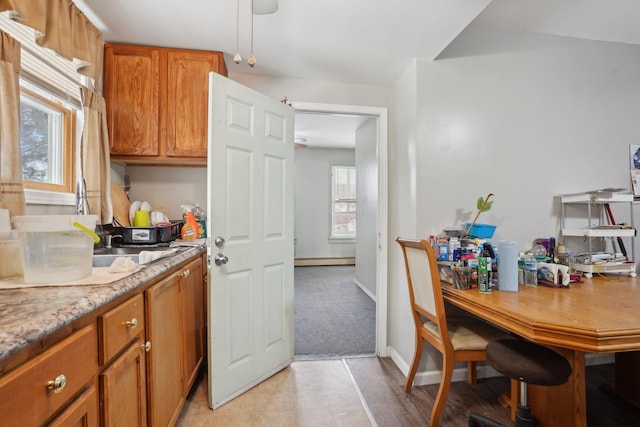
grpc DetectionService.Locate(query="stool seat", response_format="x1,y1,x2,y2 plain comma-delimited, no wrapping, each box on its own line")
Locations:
486,339,572,386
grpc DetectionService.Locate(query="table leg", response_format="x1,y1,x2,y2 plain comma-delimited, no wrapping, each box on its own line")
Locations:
528,348,586,427
613,351,640,406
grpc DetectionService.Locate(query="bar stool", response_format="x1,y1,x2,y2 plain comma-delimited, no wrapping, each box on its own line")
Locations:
470,338,573,427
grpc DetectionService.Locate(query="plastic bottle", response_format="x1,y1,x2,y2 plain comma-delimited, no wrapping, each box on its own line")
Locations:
524,253,538,286
478,256,491,293
436,239,449,261
192,204,207,238
192,204,205,220
448,237,460,261
180,211,200,240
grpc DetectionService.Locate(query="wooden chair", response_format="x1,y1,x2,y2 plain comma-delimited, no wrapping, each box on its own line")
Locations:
396,237,511,426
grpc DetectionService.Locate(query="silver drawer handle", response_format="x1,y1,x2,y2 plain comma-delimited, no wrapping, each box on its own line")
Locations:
46,374,67,394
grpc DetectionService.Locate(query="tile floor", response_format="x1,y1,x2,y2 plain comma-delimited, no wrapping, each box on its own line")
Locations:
176,359,373,427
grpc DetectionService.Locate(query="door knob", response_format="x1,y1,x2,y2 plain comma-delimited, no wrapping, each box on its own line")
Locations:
214,253,229,266
215,236,225,248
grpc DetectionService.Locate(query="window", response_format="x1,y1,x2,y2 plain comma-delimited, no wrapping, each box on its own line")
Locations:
1,12,84,203
19,80,77,193
330,164,356,239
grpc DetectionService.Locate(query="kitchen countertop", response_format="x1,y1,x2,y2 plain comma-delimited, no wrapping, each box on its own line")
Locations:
0,245,206,365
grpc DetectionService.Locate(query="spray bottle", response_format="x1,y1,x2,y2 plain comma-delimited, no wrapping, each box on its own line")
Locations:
180,205,200,240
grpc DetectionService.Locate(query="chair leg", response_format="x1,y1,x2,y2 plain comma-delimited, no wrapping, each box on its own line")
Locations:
405,336,424,392
430,354,454,427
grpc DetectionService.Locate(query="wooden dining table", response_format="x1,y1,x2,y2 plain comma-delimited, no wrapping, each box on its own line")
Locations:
441,274,640,426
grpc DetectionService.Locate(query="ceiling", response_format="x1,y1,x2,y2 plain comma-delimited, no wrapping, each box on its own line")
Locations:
73,0,640,149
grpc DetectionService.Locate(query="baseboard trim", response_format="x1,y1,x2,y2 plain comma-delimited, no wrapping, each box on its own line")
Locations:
354,278,376,302
294,258,356,266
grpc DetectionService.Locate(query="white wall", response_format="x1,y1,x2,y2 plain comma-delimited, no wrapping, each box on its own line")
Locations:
125,166,207,220
294,147,356,259
417,26,640,251
229,74,391,108
355,118,378,296
388,60,419,371
388,26,640,382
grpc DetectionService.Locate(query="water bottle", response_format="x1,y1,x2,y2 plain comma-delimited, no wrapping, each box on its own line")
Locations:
448,237,460,261
524,253,538,286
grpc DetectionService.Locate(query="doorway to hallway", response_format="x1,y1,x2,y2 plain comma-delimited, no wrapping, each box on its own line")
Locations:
294,265,375,359
291,102,388,358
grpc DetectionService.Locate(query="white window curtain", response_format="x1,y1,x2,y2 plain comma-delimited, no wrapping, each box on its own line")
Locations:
81,87,111,224
0,30,25,217
0,0,112,223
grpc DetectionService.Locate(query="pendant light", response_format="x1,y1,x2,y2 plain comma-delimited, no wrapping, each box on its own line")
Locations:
247,0,256,67
233,0,242,64
232,0,277,68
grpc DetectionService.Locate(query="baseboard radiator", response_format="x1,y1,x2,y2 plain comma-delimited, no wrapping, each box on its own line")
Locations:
294,258,355,266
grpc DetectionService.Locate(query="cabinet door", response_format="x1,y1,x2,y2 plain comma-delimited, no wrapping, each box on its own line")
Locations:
166,50,225,158
0,325,97,426
48,384,98,427
145,273,183,427
104,44,161,157
181,257,205,394
99,338,147,427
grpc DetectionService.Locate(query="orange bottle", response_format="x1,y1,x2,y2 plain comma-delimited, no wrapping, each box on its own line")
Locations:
181,211,200,240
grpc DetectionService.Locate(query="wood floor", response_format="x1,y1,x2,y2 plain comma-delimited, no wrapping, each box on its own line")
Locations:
177,358,640,426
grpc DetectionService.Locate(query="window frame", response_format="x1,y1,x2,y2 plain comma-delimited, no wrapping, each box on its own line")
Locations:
19,83,77,195
329,163,356,242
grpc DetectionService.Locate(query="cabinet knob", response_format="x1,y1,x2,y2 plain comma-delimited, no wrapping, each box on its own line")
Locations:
125,317,138,329
46,374,67,394
182,269,191,279
142,341,152,352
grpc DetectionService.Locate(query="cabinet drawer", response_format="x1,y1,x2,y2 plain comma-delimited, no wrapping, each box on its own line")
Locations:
98,294,145,365
0,324,98,426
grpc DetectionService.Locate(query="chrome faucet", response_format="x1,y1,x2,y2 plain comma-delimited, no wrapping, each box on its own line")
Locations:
76,177,90,215
105,234,123,249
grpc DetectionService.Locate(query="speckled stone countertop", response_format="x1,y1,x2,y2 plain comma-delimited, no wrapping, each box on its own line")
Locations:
0,245,206,363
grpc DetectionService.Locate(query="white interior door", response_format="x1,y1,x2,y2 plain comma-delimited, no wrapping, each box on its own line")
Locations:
206,72,294,408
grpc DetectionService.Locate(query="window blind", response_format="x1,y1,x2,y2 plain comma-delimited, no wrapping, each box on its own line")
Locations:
0,12,83,107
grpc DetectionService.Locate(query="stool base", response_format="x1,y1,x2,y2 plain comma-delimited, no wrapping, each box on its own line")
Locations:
515,404,535,427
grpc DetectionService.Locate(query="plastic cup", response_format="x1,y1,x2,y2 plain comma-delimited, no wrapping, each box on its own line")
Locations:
133,210,150,227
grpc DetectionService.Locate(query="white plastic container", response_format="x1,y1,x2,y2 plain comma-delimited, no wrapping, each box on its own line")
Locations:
13,215,98,284
0,231,22,279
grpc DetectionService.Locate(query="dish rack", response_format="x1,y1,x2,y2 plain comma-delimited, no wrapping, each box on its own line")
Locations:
559,191,636,278
120,220,183,245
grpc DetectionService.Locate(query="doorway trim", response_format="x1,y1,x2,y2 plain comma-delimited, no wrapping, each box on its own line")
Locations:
291,102,388,357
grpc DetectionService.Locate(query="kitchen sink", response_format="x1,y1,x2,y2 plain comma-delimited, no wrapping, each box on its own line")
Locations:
93,246,176,267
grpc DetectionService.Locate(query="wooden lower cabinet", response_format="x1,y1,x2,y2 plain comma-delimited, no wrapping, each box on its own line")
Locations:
146,272,184,426
99,338,147,427
181,257,205,394
48,383,98,427
0,325,98,426
0,253,205,427
146,255,205,426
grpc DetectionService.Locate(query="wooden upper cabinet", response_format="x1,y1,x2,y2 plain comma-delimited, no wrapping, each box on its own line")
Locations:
167,50,222,158
104,44,227,165
104,44,161,158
